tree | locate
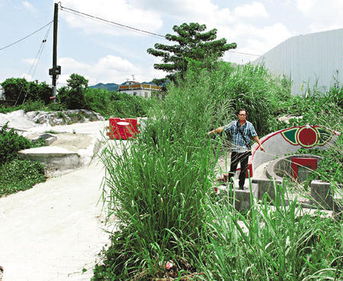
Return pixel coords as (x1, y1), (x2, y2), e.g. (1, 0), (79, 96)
(57, 73), (89, 109)
(67, 73), (88, 89)
(147, 22), (237, 81)
(1, 78), (29, 105)
(27, 81), (51, 104)
(1, 78), (51, 105)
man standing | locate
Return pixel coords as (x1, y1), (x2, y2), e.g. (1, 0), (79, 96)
(208, 109), (265, 189)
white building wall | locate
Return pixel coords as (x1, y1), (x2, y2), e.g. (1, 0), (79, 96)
(120, 89), (151, 98)
(0, 87), (5, 100)
(253, 29), (343, 95)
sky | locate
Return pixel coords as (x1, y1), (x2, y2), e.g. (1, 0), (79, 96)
(0, 0), (342, 87)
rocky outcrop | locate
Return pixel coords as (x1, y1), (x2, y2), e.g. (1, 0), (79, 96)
(0, 110), (105, 131)
(25, 109), (105, 126)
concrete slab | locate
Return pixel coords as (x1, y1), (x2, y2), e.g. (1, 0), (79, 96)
(18, 121), (109, 176)
(19, 146), (81, 176)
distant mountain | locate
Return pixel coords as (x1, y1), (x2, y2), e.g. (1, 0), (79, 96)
(89, 83), (119, 91)
(89, 80), (168, 91)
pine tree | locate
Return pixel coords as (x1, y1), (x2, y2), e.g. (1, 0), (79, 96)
(147, 22), (237, 81)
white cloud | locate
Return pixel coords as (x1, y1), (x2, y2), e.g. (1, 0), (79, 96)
(55, 0), (292, 82)
(57, 55), (160, 85)
(233, 1), (269, 18)
(222, 22), (292, 64)
(60, 0), (163, 36)
(295, 0), (343, 32)
(296, 0), (316, 13)
(22, 1), (35, 11)
(23, 58), (36, 65)
(21, 73), (33, 81)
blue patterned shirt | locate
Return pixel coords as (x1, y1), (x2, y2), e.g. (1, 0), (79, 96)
(224, 121), (257, 152)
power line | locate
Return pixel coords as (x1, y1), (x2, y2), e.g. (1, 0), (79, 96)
(59, 4), (166, 39)
(0, 21), (54, 51)
(59, 4), (261, 57)
(229, 50), (261, 57)
(58, 4), (264, 57)
(28, 22), (52, 80)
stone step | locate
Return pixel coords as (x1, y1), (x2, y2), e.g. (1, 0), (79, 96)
(18, 146), (81, 176)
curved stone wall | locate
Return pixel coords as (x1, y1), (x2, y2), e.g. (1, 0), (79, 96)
(250, 125), (340, 175)
(265, 154), (322, 182)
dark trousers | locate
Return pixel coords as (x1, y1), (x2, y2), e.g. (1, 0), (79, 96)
(228, 151), (250, 189)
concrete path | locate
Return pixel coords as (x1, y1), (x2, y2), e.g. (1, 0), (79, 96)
(0, 161), (112, 281)
(0, 120), (115, 281)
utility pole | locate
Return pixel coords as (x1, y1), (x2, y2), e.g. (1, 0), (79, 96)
(49, 3), (61, 102)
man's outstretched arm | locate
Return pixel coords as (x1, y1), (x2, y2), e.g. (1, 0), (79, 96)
(208, 127), (224, 135)
(252, 135), (265, 152)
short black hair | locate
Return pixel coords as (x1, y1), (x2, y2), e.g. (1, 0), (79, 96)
(236, 108), (248, 116)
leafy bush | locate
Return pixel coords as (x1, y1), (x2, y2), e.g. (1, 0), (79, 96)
(56, 74), (89, 110)
(57, 86), (87, 110)
(20, 100), (47, 112)
(1, 78), (29, 104)
(1, 78), (51, 105)
(269, 85), (343, 132)
(84, 88), (155, 118)
(0, 101), (67, 114)
(0, 124), (33, 164)
(0, 159), (45, 197)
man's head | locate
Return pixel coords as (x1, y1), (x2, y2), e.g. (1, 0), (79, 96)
(236, 109), (248, 122)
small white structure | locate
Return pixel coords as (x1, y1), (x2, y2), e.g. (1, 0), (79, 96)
(253, 28), (343, 95)
(0, 86), (5, 100)
(118, 81), (162, 98)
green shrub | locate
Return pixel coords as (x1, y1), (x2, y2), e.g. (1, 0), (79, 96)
(1, 78), (51, 105)
(0, 159), (46, 197)
(269, 85), (343, 133)
(57, 86), (87, 109)
(84, 88), (155, 118)
(20, 100), (47, 112)
(46, 102), (67, 111)
(1, 78), (29, 105)
(0, 124), (33, 164)
(0, 101), (66, 113)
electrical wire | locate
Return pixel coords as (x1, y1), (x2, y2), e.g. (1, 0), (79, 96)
(20, 22), (53, 104)
(28, 22), (53, 79)
(0, 21), (53, 51)
(229, 50), (261, 57)
(59, 5), (262, 57)
(59, 4), (166, 39)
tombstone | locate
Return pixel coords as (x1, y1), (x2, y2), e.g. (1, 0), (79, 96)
(310, 180), (335, 210)
(233, 189), (255, 211)
(256, 178), (283, 201)
(251, 125), (340, 174)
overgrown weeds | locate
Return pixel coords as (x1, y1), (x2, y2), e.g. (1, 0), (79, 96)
(94, 61), (342, 280)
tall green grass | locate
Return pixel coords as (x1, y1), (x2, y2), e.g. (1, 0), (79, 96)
(94, 65), (230, 279)
(196, 184), (342, 280)
(94, 61), (342, 280)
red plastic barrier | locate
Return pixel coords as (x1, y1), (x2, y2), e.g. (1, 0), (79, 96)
(107, 118), (140, 140)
